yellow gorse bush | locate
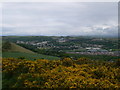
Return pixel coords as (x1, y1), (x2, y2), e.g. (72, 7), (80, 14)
(2, 58), (120, 88)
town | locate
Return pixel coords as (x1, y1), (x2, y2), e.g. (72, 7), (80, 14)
(14, 36), (119, 56)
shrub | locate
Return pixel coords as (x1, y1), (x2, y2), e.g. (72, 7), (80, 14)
(76, 57), (89, 64)
(116, 59), (120, 66)
(18, 56), (26, 60)
(2, 58), (120, 88)
(62, 58), (73, 67)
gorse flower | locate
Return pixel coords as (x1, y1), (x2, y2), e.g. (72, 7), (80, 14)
(2, 58), (120, 88)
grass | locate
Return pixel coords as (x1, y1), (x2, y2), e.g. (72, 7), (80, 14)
(2, 52), (60, 60)
(2, 41), (35, 54)
(8, 43), (35, 54)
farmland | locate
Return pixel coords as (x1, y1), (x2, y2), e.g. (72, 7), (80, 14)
(3, 52), (60, 60)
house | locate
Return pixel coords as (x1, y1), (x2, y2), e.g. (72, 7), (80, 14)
(86, 47), (92, 50)
(58, 38), (66, 43)
(87, 49), (97, 52)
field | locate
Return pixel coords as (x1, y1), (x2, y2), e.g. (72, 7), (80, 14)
(2, 52), (60, 60)
(65, 53), (120, 61)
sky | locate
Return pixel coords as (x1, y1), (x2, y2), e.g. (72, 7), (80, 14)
(1, 2), (118, 36)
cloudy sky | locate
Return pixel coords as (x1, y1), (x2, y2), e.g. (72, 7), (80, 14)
(2, 2), (118, 36)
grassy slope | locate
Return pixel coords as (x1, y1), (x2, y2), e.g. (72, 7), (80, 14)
(8, 42), (35, 54)
(2, 42), (60, 60)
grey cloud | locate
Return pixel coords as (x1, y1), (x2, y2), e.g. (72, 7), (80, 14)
(2, 2), (118, 36)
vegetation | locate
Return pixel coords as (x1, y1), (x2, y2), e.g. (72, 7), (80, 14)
(2, 58), (120, 88)
(2, 36), (120, 88)
(2, 41), (11, 52)
(63, 53), (120, 61)
(2, 41), (35, 54)
(2, 52), (60, 60)
(3, 36), (119, 50)
(2, 36), (119, 61)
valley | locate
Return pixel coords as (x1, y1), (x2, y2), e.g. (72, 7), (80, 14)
(2, 36), (120, 61)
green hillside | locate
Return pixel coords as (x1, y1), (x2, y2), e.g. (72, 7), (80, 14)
(2, 52), (60, 60)
(2, 41), (35, 54)
(2, 41), (60, 60)
(10, 42), (36, 54)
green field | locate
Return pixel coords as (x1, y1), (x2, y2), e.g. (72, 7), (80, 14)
(66, 53), (119, 61)
(2, 52), (60, 60)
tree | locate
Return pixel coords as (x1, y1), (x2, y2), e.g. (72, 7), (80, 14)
(2, 41), (11, 51)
